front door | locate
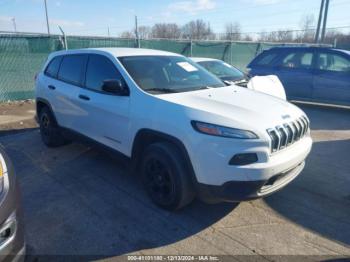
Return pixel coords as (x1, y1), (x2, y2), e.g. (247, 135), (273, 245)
(73, 54), (131, 155)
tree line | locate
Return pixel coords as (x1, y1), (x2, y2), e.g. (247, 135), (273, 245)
(119, 15), (350, 46)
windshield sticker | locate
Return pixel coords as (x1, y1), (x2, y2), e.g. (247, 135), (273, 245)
(177, 62), (198, 72)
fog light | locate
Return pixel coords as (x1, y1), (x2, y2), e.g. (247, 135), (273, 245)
(229, 153), (258, 166)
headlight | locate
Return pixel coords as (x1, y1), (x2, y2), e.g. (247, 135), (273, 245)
(191, 121), (258, 139)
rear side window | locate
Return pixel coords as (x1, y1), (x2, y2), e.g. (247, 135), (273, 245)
(45, 56), (62, 78)
(317, 53), (350, 72)
(58, 55), (87, 86)
(254, 51), (279, 66)
(85, 54), (123, 91)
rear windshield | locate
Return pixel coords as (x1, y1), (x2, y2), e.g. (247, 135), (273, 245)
(253, 51), (279, 66)
(119, 55), (225, 94)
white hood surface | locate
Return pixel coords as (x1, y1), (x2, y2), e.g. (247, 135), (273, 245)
(158, 86), (304, 131)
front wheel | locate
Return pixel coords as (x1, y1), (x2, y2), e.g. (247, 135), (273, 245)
(141, 142), (195, 210)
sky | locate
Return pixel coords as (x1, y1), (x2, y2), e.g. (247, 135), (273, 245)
(0, 0), (350, 36)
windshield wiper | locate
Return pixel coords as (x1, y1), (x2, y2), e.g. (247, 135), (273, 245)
(145, 88), (178, 93)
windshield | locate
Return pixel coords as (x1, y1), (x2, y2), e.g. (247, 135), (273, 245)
(119, 56), (225, 94)
(197, 60), (245, 82)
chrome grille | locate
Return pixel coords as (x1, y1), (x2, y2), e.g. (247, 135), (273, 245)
(283, 124), (293, 145)
(277, 126), (288, 149)
(267, 116), (309, 153)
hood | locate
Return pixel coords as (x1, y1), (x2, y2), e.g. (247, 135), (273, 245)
(156, 86), (305, 133)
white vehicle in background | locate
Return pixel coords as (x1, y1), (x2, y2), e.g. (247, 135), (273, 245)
(190, 57), (286, 100)
(35, 48), (312, 210)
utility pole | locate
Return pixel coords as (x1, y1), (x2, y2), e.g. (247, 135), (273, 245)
(320, 0), (330, 43)
(58, 26), (68, 50)
(11, 17), (17, 33)
(44, 0), (50, 35)
(315, 0), (325, 43)
(135, 15), (140, 48)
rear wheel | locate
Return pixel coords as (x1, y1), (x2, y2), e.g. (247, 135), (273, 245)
(141, 142), (195, 210)
(39, 107), (69, 147)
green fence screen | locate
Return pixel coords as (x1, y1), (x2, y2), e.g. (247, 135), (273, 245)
(0, 33), (304, 101)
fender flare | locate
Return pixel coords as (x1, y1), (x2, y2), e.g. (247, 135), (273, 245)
(36, 98), (58, 124)
(131, 129), (198, 185)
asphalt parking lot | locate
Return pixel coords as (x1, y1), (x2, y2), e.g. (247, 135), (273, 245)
(0, 104), (349, 260)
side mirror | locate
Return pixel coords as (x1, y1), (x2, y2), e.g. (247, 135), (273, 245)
(102, 79), (129, 96)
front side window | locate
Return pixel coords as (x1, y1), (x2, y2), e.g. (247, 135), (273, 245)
(45, 56), (62, 78)
(119, 56), (225, 94)
(85, 55), (123, 91)
(58, 55), (87, 85)
(280, 51), (313, 69)
(316, 53), (350, 72)
(197, 60), (245, 82)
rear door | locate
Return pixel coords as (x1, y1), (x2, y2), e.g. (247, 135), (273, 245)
(72, 54), (130, 154)
(313, 50), (350, 106)
(272, 49), (315, 100)
(40, 55), (63, 108)
(51, 54), (87, 128)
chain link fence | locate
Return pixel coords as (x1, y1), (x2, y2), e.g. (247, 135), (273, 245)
(0, 32), (325, 101)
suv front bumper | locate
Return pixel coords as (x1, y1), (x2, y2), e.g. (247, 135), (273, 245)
(189, 133), (312, 202)
(198, 161), (305, 203)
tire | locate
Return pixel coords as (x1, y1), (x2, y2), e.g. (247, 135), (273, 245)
(141, 142), (195, 210)
(39, 106), (69, 147)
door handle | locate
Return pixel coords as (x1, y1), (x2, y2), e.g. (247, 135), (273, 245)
(79, 94), (90, 101)
(48, 85), (56, 90)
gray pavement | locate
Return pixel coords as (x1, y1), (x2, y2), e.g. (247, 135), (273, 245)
(0, 104), (349, 260)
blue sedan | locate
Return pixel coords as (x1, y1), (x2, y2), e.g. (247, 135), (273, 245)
(247, 47), (350, 106)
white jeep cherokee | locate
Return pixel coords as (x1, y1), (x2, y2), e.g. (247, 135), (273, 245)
(35, 48), (312, 210)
